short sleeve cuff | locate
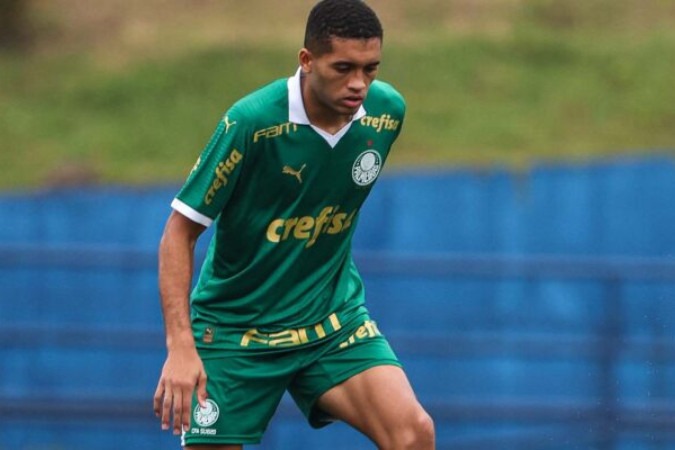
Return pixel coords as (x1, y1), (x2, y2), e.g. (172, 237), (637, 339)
(171, 198), (214, 227)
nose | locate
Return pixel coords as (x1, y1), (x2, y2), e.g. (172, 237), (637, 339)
(348, 71), (367, 92)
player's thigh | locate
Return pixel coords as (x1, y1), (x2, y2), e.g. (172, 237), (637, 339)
(316, 364), (427, 435)
(288, 320), (402, 428)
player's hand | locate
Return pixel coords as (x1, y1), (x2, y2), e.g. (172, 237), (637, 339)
(153, 346), (208, 435)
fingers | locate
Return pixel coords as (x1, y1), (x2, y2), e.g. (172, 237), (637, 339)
(152, 378), (165, 418)
(153, 360), (206, 434)
(196, 371), (208, 408)
(181, 387), (192, 434)
(156, 379), (199, 434)
(172, 388), (184, 435)
(162, 381), (174, 432)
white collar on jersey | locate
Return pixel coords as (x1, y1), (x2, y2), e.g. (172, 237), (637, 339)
(288, 67), (367, 149)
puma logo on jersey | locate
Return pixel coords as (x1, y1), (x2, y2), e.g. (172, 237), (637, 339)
(282, 164), (306, 184)
(223, 115), (237, 133)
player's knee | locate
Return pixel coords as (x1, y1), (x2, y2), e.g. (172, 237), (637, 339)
(387, 409), (435, 450)
(408, 410), (435, 449)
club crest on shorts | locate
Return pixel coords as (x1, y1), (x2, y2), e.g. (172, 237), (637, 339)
(193, 399), (220, 427)
(352, 150), (382, 186)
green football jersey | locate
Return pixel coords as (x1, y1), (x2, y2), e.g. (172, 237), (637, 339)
(172, 69), (406, 351)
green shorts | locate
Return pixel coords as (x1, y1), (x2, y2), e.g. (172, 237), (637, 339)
(182, 317), (401, 446)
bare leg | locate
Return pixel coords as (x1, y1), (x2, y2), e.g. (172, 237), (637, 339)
(316, 365), (435, 449)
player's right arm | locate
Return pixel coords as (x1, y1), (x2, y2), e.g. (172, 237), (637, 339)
(153, 106), (249, 434)
(153, 210), (208, 435)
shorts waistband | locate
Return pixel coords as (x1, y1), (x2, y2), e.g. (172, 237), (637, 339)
(239, 312), (343, 349)
(194, 309), (365, 351)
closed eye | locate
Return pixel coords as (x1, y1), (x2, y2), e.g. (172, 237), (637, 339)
(365, 64), (380, 74)
(333, 63), (353, 73)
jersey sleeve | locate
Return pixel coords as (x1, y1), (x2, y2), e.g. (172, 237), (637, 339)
(390, 88), (407, 143)
(172, 109), (249, 227)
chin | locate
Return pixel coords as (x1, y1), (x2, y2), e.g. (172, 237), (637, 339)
(336, 105), (359, 116)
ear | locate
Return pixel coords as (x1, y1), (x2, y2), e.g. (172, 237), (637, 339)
(298, 48), (313, 74)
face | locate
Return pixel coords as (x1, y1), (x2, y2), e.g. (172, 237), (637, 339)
(299, 37), (382, 123)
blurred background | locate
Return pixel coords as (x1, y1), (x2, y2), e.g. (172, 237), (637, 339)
(1, 0), (675, 449)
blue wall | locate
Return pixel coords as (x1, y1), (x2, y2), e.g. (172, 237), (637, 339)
(1, 155), (675, 450)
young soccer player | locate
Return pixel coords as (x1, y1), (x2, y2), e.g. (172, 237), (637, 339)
(153, 1), (435, 448)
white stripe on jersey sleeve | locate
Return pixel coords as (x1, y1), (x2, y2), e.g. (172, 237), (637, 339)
(171, 198), (214, 228)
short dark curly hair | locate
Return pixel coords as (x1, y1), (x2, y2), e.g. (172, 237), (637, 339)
(304, 0), (383, 55)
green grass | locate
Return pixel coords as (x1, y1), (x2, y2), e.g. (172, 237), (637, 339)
(1, 0), (675, 190)
(387, 30), (675, 168)
(0, 47), (297, 188)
